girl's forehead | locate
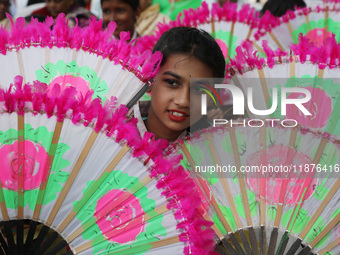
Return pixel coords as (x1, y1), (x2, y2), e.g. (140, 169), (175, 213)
(162, 54), (214, 78)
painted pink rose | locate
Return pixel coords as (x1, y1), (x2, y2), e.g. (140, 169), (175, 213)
(49, 75), (91, 99)
(246, 145), (316, 205)
(285, 86), (332, 129)
(94, 189), (145, 243)
(305, 28), (333, 47)
(216, 39), (228, 59)
(0, 140), (49, 190)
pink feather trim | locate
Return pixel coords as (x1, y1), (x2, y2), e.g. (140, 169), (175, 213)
(0, 14), (161, 82)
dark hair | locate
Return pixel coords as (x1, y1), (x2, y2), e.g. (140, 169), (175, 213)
(100, 0), (140, 11)
(260, 0), (306, 17)
(153, 27), (225, 78)
(27, 0), (44, 5)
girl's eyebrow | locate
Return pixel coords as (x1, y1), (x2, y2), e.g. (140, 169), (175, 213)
(162, 71), (182, 80)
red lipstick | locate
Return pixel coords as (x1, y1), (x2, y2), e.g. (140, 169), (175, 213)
(168, 110), (189, 122)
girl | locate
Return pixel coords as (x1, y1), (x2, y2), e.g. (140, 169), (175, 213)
(133, 26), (225, 141)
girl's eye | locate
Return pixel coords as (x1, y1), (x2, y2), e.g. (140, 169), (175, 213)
(116, 8), (126, 13)
(103, 9), (111, 15)
(165, 79), (179, 87)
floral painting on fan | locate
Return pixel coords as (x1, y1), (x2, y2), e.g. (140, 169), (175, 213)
(253, 5), (340, 52)
(35, 60), (109, 101)
(0, 123), (70, 210)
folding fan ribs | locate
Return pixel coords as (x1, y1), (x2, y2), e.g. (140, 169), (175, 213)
(252, 5), (340, 52)
(171, 124), (340, 255)
(0, 79), (196, 255)
(0, 14), (161, 108)
(229, 34), (340, 137)
(135, 1), (258, 63)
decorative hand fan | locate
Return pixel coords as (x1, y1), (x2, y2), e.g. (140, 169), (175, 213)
(229, 35), (340, 136)
(252, 5), (340, 52)
(0, 14), (162, 108)
(166, 124), (340, 255)
(305, 0), (324, 8)
(0, 77), (214, 255)
(135, 2), (258, 63)
(152, 0), (202, 21)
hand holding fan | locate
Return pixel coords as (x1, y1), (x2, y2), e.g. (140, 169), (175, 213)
(166, 124), (340, 255)
(0, 76), (215, 255)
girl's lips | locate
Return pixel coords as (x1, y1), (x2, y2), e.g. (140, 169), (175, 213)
(168, 110), (189, 122)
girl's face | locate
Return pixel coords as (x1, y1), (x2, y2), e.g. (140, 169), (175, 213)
(46, 0), (74, 18)
(102, 0), (139, 39)
(147, 54), (214, 141)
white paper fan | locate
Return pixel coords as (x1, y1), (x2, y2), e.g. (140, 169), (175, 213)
(135, 1), (258, 63)
(229, 35), (340, 137)
(0, 78), (212, 255)
(251, 5), (340, 53)
(166, 124), (340, 255)
(0, 14), (162, 108)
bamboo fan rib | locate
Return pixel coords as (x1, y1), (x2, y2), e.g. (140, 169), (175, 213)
(230, 44), (340, 138)
(168, 124), (340, 255)
(0, 79), (197, 255)
(135, 1), (258, 64)
(0, 14), (161, 108)
(252, 6), (340, 52)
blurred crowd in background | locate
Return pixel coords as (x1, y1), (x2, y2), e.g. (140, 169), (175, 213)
(1, 0), (298, 38)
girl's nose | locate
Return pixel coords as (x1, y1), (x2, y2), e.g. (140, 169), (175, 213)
(174, 87), (190, 108)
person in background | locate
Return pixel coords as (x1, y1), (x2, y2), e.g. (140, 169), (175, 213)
(131, 27), (225, 141)
(101, 0), (140, 41)
(135, 0), (169, 36)
(84, 0), (91, 9)
(0, 0), (11, 29)
(260, 0), (306, 17)
(30, 0), (95, 27)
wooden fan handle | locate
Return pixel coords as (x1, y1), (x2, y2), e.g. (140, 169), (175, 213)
(248, 226), (259, 255)
(215, 243), (229, 255)
(267, 227), (279, 255)
(285, 237), (302, 255)
(260, 225), (267, 255)
(0, 231), (8, 254)
(239, 229), (252, 255)
(220, 237), (239, 255)
(228, 233), (247, 255)
(275, 231), (289, 255)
